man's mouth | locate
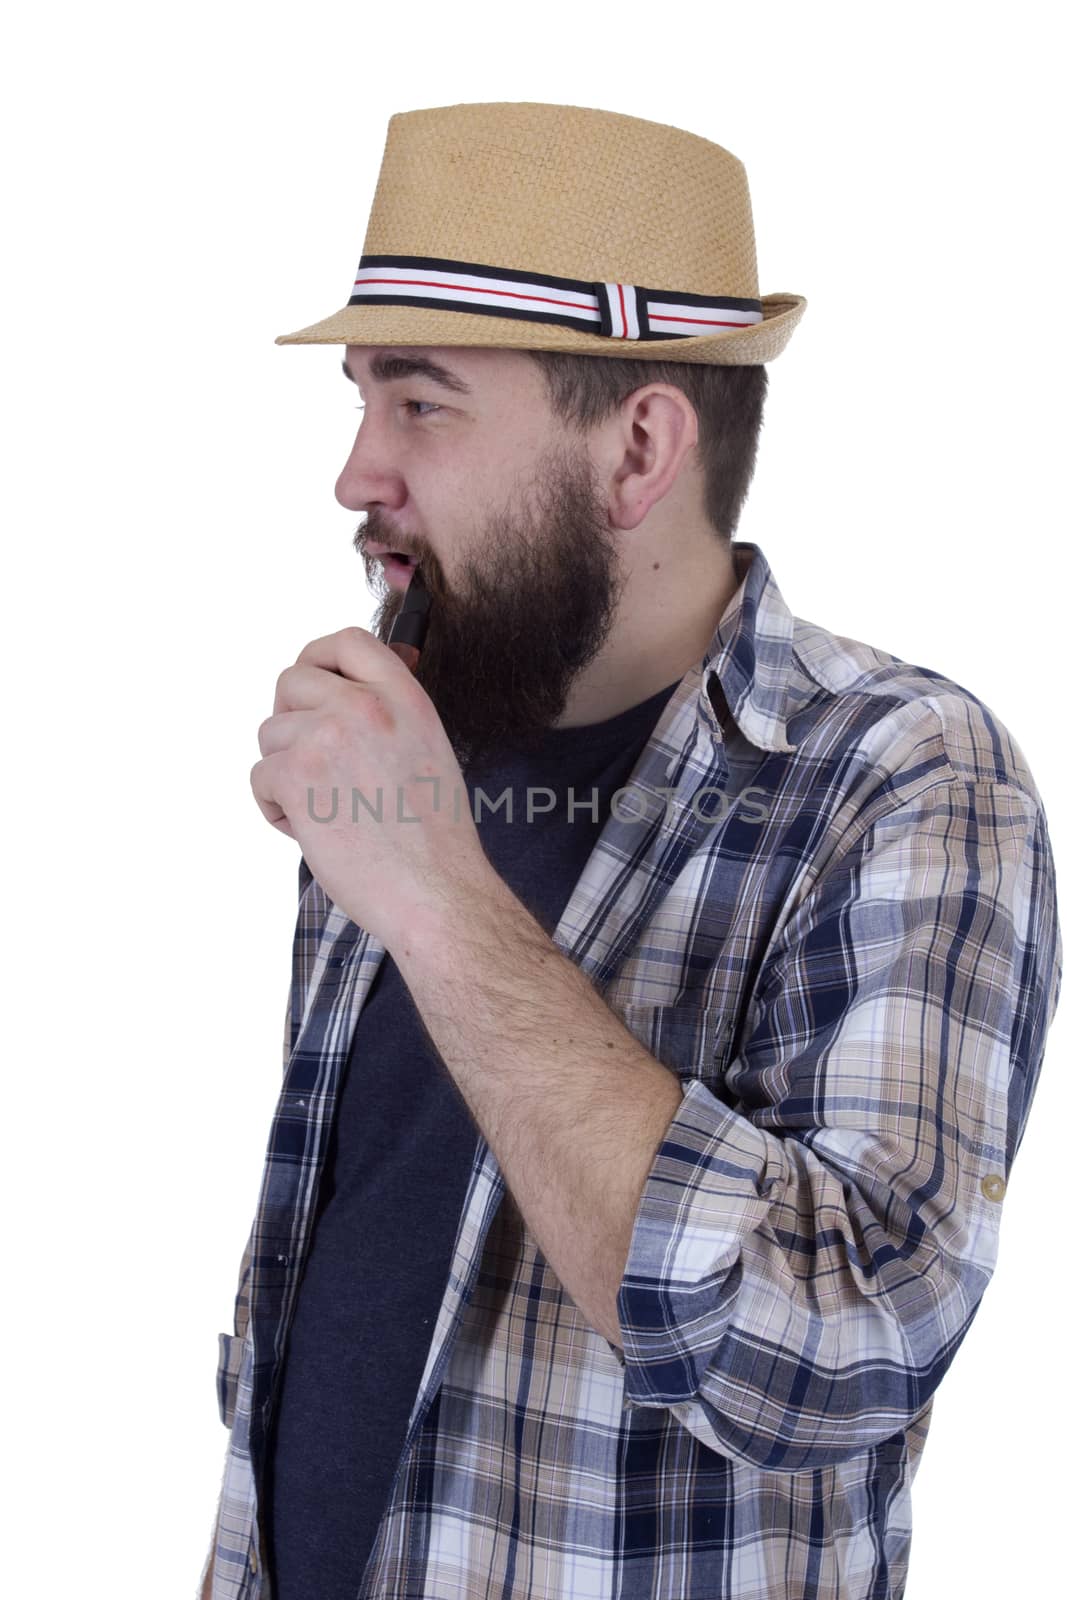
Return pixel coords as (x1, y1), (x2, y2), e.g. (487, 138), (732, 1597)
(381, 552), (416, 588)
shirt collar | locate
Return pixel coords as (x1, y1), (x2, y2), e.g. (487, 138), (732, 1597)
(699, 540), (799, 756)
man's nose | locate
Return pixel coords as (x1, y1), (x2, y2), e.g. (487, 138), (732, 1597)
(334, 423), (405, 513)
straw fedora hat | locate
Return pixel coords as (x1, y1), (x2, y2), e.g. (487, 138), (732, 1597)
(275, 101), (806, 366)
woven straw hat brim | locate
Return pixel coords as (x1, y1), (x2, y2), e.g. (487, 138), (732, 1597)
(274, 292), (806, 365)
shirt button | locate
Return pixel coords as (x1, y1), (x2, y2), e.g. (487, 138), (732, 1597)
(981, 1173), (1006, 1202)
(249, 1547), (258, 1573)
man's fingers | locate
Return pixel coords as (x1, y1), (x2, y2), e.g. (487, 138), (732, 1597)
(249, 751), (297, 835)
(257, 708), (314, 757)
(274, 662), (345, 716)
(273, 661), (399, 718)
(278, 627), (402, 707)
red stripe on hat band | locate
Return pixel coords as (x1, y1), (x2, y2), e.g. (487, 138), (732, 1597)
(650, 312), (752, 328)
(356, 275), (592, 314)
(614, 283), (629, 338)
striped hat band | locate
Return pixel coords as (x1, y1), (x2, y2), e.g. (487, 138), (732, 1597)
(347, 255), (765, 343)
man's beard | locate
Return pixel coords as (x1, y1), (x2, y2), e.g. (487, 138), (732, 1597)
(355, 439), (625, 774)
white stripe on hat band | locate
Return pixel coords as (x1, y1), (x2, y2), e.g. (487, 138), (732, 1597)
(645, 298), (763, 331)
(347, 257), (763, 340)
(353, 266), (601, 323)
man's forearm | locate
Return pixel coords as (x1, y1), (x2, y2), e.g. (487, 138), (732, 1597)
(389, 869), (685, 1348)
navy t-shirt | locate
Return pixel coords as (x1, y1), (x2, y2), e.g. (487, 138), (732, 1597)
(260, 674), (682, 1598)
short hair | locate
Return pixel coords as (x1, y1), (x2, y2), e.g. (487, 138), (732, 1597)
(522, 350), (768, 549)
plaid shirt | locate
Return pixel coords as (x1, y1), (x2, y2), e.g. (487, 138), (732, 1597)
(203, 540), (1061, 1600)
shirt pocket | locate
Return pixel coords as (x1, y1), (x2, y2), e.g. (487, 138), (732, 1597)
(216, 1331), (246, 1430)
(616, 1002), (734, 1093)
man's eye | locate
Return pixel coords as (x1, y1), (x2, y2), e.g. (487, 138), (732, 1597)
(350, 401), (439, 418)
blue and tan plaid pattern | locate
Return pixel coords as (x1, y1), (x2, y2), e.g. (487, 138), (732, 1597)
(201, 541), (1061, 1599)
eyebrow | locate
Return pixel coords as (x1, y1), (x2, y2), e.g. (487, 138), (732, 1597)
(341, 352), (472, 395)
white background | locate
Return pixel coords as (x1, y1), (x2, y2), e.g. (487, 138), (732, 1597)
(4, 3), (1063, 1595)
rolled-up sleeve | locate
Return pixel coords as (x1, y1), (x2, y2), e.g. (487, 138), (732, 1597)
(215, 1329), (246, 1430)
(615, 776), (1061, 1472)
(215, 1231), (253, 1429)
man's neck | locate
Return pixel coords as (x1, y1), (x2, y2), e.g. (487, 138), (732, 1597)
(553, 541), (741, 729)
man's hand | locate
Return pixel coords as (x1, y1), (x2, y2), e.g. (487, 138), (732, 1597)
(250, 627), (495, 949)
